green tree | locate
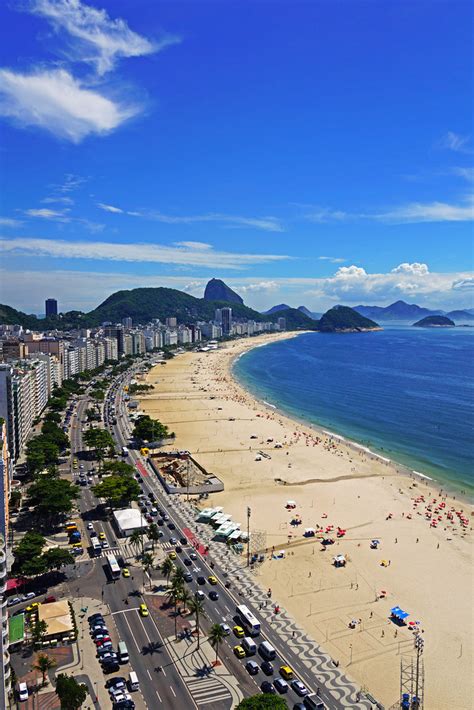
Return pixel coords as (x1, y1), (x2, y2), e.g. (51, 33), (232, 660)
(236, 697), (289, 709)
(43, 548), (75, 571)
(92, 475), (140, 508)
(27, 477), (78, 525)
(171, 565), (186, 589)
(166, 582), (183, 639)
(13, 532), (46, 577)
(160, 557), (175, 587)
(132, 415), (172, 443)
(102, 460), (135, 477)
(208, 623), (226, 664)
(188, 595), (205, 650)
(83, 428), (114, 470)
(141, 552), (154, 589)
(129, 529), (144, 556)
(55, 673), (88, 709)
(41, 421), (69, 450)
(178, 586), (192, 615)
(31, 619), (48, 646)
(26, 437), (60, 475)
(32, 653), (57, 685)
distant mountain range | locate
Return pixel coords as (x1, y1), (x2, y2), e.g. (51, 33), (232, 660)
(264, 304), (322, 320)
(354, 300), (474, 323)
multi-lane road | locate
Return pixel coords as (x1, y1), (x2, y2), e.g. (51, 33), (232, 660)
(65, 360), (371, 710)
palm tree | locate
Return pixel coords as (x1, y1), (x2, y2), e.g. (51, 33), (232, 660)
(171, 566), (186, 589)
(160, 557), (175, 587)
(166, 583), (183, 639)
(32, 653), (57, 686)
(208, 623), (226, 665)
(130, 529), (143, 557)
(188, 596), (205, 650)
(178, 587), (193, 616)
(141, 552), (154, 589)
(147, 523), (160, 553)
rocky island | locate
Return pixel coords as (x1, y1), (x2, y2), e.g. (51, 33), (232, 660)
(413, 315), (455, 327)
(318, 305), (380, 332)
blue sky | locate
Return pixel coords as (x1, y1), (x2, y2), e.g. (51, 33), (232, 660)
(0, 0), (472, 314)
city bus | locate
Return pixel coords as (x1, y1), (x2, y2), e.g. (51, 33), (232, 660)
(107, 554), (121, 579)
(236, 604), (261, 636)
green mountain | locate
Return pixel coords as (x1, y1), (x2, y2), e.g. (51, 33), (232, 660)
(0, 287), (318, 331)
(413, 315), (455, 327)
(204, 278), (244, 304)
(318, 305), (379, 332)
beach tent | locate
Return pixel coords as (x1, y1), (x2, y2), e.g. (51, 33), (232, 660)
(208, 507), (224, 519)
(196, 508), (213, 520)
(228, 529), (242, 541)
(304, 528), (316, 537)
(286, 501), (297, 509)
(390, 606), (409, 621)
(333, 554), (346, 567)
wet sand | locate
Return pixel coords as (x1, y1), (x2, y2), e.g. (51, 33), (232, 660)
(140, 333), (473, 709)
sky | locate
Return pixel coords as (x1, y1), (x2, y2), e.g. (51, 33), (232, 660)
(0, 0), (473, 315)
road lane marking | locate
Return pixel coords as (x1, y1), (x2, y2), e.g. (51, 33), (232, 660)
(147, 670), (152, 680)
(170, 686), (176, 697)
(156, 690), (162, 702)
(120, 610), (141, 653)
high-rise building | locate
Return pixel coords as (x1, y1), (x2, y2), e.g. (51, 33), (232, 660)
(221, 307), (232, 335)
(166, 317), (177, 328)
(45, 298), (58, 317)
(277, 317), (286, 331)
(122, 317), (133, 329)
(214, 309), (222, 324)
(0, 419), (12, 705)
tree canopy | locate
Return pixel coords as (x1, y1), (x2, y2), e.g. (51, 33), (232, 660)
(92, 474), (140, 508)
(13, 531), (74, 576)
(55, 673), (88, 710)
(27, 475), (78, 523)
(132, 415), (172, 443)
(236, 696), (289, 709)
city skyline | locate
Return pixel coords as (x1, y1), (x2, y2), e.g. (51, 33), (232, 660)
(0, 0), (473, 313)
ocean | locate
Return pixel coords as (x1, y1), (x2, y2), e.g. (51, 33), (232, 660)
(233, 327), (474, 496)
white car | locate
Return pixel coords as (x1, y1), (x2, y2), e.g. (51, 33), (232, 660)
(87, 523), (94, 530)
(22, 592), (36, 601)
(18, 682), (29, 701)
(112, 693), (132, 704)
(219, 623), (231, 636)
(101, 541), (109, 549)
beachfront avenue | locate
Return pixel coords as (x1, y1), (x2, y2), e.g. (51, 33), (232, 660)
(54, 356), (372, 709)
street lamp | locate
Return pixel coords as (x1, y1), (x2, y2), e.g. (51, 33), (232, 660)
(413, 635), (424, 709)
(246, 507), (251, 567)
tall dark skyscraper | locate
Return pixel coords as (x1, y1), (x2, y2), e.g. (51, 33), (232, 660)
(221, 307), (232, 334)
(45, 298), (58, 317)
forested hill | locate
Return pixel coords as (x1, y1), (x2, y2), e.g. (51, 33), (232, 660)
(318, 305), (380, 332)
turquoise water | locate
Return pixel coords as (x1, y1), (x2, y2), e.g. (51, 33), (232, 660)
(233, 328), (474, 495)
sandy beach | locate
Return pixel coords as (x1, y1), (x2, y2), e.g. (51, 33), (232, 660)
(140, 333), (473, 709)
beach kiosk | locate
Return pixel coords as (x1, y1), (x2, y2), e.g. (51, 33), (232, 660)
(390, 606), (409, 625)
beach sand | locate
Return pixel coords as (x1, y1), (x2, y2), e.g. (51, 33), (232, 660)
(140, 333), (473, 709)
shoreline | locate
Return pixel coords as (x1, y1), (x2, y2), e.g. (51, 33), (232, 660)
(140, 332), (473, 709)
(232, 332), (473, 503)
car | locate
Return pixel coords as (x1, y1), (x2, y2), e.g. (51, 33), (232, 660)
(87, 523), (94, 530)
(157, 530), (164, 538)
(25, 602), (40, 612)
(246, 660), (260, 675)
(233, 625), (245, 638)
(111, 693), (133, 704)
(180, 537), (187, 545)
(103, 661), (120, 674)
(44, 595), (56, 603)
(169, 537), (177, 545)
(122, 568), (130, 578)
(99, 651), (116, 662)
(168, 551), (177, 560)
(219, 623), (231, 636)
(175, 545), (182, 553)
(183, 558), (192, 566)
(99, 532), (106, 540)
(90, 530), (98, 538)
(113, 700), (135, 710)
(291, 680), (309, 697)
(261, 661), (274, 675)
(167, 522), (175, 530)
(208, 576), (218, 585)
(274, 678), (289, 694)
(233, 645), (246, 658)
(197, 576), (206, 585)
(91, 625), (108, 635)
(195, 590), (205, 601)
(293, 704), (306, 710)
(190, 552), (197, 560)
(280, 665), (294, 680)
(162, 514), (169, 521)
(101, 541), (109, 549)
(22, 592), (36, 601)
(157, 519), (164, 526)
(209, 591), (219, 601)
(139, 603), (149, 617)
(109, 686), (131, 699)
(184, 572), (193, 583)
(89, 613), (104, 623)
(7, 597), (21, 606)
(261, 681), (276, 694)
(18, 682), (29, 701)
(96, 637), (112, 647)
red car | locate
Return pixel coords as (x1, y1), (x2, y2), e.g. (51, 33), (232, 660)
(95, 636), (111, 646)
(44, 596), (56, 604)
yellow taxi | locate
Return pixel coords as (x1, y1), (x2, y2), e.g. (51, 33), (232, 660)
(168, 551), (177, 560)
(208, 576), (218, 585)
(98, 531), (106, 540)
(71, 542), (83, 549)
(233, 625), (245, 638)
(73, 460), (78, 469)
(139, 603), (149, 617)
(122, 568), (130, 578)
(26, 602), (40, 613)
(233, 645), (245, 659)
(280, 665), (294, 680)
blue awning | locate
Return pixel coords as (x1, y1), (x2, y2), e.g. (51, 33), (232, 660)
(390, 606), (409, 619)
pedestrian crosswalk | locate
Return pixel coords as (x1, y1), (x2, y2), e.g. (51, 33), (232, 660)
(185, 676), (233, 707)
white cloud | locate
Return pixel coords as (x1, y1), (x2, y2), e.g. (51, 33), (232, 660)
(0, 68), (138, 142)
(25, 208), (71, 222)
(318, 256), (346, 263)
(451, 167), (474, 183)
(97, 202), (123, 213)
(452, 278), (474, 291)
(29, 0), (180, 76)
(95, 202), (284, 232)
(0, 237), (291, 270)
(304, 208), (350, 223)
(41, 196), (74, 205)
(0, 217), (22, 227)
(334, 265), (367, 279)
(391, 262), (429, 275)
(174, 241), (212, 250)
(239, 281), (279, 293)
(440, 131), (472, 154)
(375, 196), (474, 223)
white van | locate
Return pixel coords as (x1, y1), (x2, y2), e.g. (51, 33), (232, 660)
(118, 641), (129, 663)
(242, 637), (257, 656)
(258, 641), (276, 661)
(304, 695), (326, 710)
(128, 671), (139, 692)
